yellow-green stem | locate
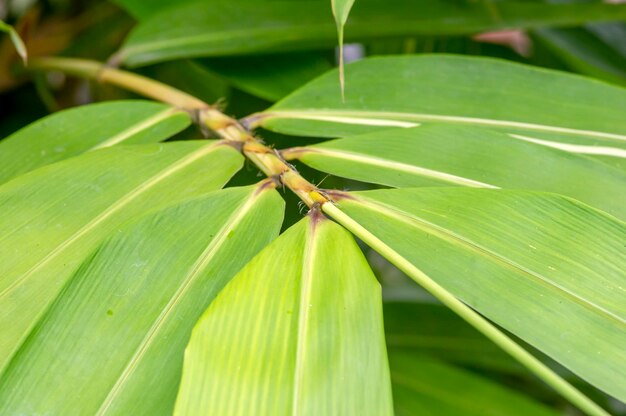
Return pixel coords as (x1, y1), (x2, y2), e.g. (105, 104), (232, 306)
(28, 56), (326, 207)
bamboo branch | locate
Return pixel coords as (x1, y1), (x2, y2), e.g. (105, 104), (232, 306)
(28, 56), (328, 208)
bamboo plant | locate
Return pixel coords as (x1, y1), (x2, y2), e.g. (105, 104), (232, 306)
(0, 0), (625, 415)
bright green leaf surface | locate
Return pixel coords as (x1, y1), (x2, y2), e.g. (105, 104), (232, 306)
(175, 215), (393, 415)
(330, 188), (626, 401)
(287, 124), (626, 219)
(118, 1), (626, 66)
(0, 141), (243, 375)
(0, 100), (190, 185)
(257, 55), (626, 162)
(390, 352), (557, 416)
(0, 184), (283, 415)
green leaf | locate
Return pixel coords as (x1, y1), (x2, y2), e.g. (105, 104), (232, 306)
(0, 100), (190, 185)
(0, 141), (243, 374)
(390, 352), (558, 416)
(117, 1), (626, 67)
(324, 188), (626, 404)
(174, 215), (393, 415)
(285, 124), (626, 219)
(0, 20), (27, 63)
(534, 25), (626, 87)
(254, 55), (626, 163)
(0, 184), (283, 415)
(384, 302), (523, 374)
(201, 52), (333, 102)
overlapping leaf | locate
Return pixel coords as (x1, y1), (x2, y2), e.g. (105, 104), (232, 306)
(0, 184), (283, 415)
(323, 188), (626, 402)
(390, 352), (557, 416)
(0, 141), (242, 374)
(0, 100), (190, 184)
(118, 1), (626, 66)
(284, 124), (626, 219)
(175, 215), (393, 415)
(254, 55), (626, 167)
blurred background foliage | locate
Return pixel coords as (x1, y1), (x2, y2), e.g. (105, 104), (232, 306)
(1, 0), (624, 414)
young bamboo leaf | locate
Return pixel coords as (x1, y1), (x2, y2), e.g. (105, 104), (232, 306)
(0, 100), (190, 185)
(0, 20), (27, 63)
(390, 352), (558, 416)
(283, 124), (626, 220)
(0, 142), (243, 375)
(0, 184), (283, 415)
(331, 0), (355, 99)
(323, 188), (625, 411)
(253, 55), (626, 166)
(117, 1), (626, 67)
(174, 214), (393, 415)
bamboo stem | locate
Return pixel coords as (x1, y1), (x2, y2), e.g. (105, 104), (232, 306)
(28, 56), (327, 208)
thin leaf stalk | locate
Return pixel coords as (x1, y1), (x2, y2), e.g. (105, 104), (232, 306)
(322, 201), (610, 416)
(28, 57), (327, 208)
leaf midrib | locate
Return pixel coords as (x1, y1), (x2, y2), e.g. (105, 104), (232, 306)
(352, 196), (626, 326)
(301, 147), (498, 188)
(89, 107), (181, 150)
(291, 219), (318, 415)
(95, 187), (264, 415)
(256, 110), (626, 142)
(0, 142), (219, 302)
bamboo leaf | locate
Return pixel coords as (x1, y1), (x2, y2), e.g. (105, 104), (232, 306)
(254, 55), (626, 165)
(323, 188), (626, 407)
(0, 20), (27, 63)
(284, 124), (626, 220)
(0, 184), (283, 415)
(384, 302), (524, 374)
(390, 352), (558, 416)
(0, 142), (243, 375)
(0, 100), (190, 185)
(174, 215), (393, 415)
(117, 1), (626, 67)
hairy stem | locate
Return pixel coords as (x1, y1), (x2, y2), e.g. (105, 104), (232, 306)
(29, 56), (327, 207)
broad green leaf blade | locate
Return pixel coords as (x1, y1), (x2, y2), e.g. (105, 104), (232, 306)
(0, 20), (27, 63)
(255, 55), (626, 161)
(331, 0), (355, 99)
(0, 141), (243, 374)
(174, 215), (393, 415)
(285, 124), (626, 219)
(0, 100), (190, 185)
(390, 352), (558, 416)
(118, 1), (626, 67)
(0, 184), (283, 415)
(324, 188), (626, 403)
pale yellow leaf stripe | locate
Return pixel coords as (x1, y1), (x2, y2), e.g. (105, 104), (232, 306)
(0, 142), (222, 301)
(90, 107), (183, 150)
(509, 134), (626, 158)
(253, 110), (626, 142)
(293, 147), (498, 188)
(96, 186), (266, 415)
(291, 218), (318, 415)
